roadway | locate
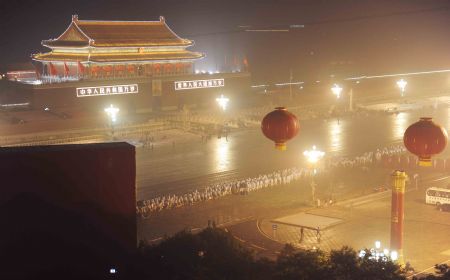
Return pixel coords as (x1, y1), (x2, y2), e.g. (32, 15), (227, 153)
(136, 104), (450, 199)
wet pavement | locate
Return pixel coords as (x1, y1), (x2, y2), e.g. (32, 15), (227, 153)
(259, 174), (450, 272)
(137, 104), (450, 274)
(136, 106), (450, 199)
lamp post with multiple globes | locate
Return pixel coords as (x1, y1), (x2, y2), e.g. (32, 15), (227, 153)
(397, 79), (407, 96)
(304, 145), (325, 203)
(216, 94), (229, 111)
(216, 95), (230, 139)
(331, 84), (343, 99)
(104, 104), (119, 140)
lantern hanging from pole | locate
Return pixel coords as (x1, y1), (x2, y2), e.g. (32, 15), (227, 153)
(261, 107), (299, 151)
(403, 117), (448, 166)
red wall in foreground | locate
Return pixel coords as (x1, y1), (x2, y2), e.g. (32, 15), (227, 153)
(0, 142), (136, 250)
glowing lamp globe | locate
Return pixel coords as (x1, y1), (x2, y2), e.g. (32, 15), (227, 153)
(261, 107), (299, 150)
(403, 117), (448, 166)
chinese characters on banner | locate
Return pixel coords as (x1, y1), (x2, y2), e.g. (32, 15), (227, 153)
(76, 84), (139, 97)
(174, 78), (224, 90)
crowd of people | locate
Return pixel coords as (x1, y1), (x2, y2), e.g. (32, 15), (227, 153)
(136, 144), (410, 218)
(327, 144), (407, 169)
(136, 167), (310, 218)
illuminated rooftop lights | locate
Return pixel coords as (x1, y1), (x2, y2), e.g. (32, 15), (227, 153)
(331, 84), (343, 99)
(303, 145), (325, 164)
(216, 94), (230, 111)
(104, 104), (119, 122)
(397, 79), (407, 96)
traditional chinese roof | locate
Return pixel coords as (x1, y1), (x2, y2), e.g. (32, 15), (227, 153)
(41, 15), (193, 48)
(33, 50), (203, 63)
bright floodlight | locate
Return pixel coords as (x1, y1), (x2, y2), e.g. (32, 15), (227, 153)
(105, 104), (119, 122)
(216, 94), (230, 111)
(375, 241), (381, 249)
(331, 84), (343, 99)
(303, 145), (325, 164)
(397, 79), (407, 95)
(390, 251), (398, 261)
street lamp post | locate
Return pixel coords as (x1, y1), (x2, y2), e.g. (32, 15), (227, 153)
(216, 94), (230, 111)
(397, 79), (407, 96)
(104, 104), (119, 140)
(216, 95), (230, 139)
(289, 68), (293, 100)
(331, 84), (343, 99)
(182, 105), (190, 131)
(304, 146), (325, 203)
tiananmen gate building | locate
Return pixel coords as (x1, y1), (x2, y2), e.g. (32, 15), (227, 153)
(32, 15), (203, 79)
(1, 15), (251, 113)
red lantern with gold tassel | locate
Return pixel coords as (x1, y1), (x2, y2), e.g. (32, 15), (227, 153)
(261, 107), (299, 151)
(403, 117), (448, 166)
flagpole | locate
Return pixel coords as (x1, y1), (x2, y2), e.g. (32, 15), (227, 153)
(289, 68), (293, 100)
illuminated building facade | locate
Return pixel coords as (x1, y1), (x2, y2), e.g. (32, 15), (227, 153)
(2, 16), (251, 113)
(32, 15), (203, 80)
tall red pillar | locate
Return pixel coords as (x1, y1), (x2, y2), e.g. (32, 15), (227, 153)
(390, 170), (407, 265)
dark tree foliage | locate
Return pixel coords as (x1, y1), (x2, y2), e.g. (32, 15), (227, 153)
(132, 227), (268, 280)
(329, 246), (360, 280)
(274, 244), (329, 280)
(0, 196), (422, 280)
(129, 230), (408, 280)
(273, 245), (405, 280)
(418, 264), (450, 280)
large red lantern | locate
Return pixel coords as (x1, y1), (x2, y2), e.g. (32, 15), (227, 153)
(261, 107), (299, 150)
(403, 117), (448, 166)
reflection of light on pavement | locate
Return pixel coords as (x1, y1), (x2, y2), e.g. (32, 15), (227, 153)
(328, 120), (342, 152)
(215, 138), (230, 171)
(393, 112), (407, 139)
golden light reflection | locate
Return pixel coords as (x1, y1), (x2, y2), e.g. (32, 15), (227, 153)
(393, 112), (408, 139)
(215, 137), (230, 172)
(328, 120), (342, 152)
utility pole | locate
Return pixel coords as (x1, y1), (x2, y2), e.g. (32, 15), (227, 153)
(349, 88), (353, 111)
(289, 68), (293, 100)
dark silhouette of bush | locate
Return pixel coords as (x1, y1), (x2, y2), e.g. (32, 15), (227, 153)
(0, 194), (130, 280)
(0, 198), (413, 280)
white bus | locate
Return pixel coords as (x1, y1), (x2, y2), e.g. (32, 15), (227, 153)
(425, 187), (450, 206)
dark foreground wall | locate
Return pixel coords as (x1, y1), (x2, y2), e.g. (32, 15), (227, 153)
(0, 142), (136, 251)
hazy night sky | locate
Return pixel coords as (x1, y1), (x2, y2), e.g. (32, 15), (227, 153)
(0, 0), (449, 82)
